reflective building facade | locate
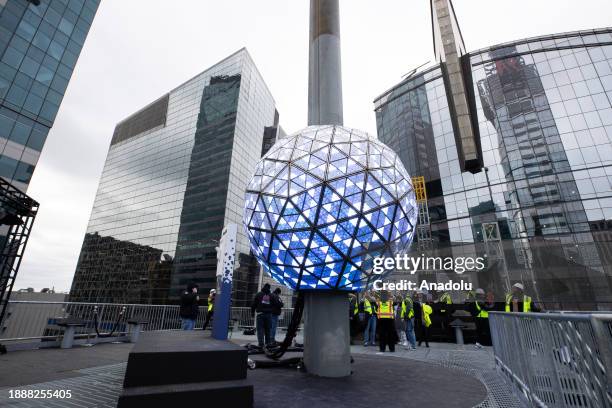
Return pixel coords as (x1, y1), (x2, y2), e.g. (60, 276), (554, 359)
(0, 0), (99, 191)
(375, 28), (612, 310)
(70, 49), (281, 305)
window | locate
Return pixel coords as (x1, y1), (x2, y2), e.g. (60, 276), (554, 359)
(26, 128), (46, 151)
(35, 65), (54, 85)
(0, 114), (14, 138)
(5, 84), (27, 106)
(19, 56), (39, 78)
(48, 41), (64, 60)
(1, 47), (24, 69)
(58, 17), (74, 36)
(0, 155), (17, 180)
(10, 121), (31, 144)
(24, 93), (43, 115)
(13, 161), (34, 184)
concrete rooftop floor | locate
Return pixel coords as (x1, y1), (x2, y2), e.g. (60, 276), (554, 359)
(0, 332), (526, 408)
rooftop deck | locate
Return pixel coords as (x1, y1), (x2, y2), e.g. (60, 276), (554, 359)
(0, 332), (525, 408)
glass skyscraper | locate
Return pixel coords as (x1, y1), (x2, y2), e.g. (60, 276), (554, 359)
(0, 0), (99, 191)
(375, 28), (612, 310)
(70, 49), (282, 306)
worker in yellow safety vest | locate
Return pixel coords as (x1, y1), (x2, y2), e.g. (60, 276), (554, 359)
(202, 289), (216, 330)
(413, 291), (432, 348)
(469, 288), (492, 348)
(377, 291), (396, 352)
(362, 292), (378, 347)
(401, 294), (416, 350)
(348, 293), (360, 344)
(349, 293), (359, 317)
(439, 292), (452, 313)
(505, 283), (540, 313)
(438, 291), (453, 332)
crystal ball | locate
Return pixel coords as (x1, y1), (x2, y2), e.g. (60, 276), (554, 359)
(243, 125), (417, 291)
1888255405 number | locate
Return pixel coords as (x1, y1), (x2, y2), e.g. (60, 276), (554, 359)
(9, 389), (72, 399)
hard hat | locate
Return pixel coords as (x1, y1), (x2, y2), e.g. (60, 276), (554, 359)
(475, 288), (485, 295)
(210, 289), (217, 293)
(512, 283), (524, 290)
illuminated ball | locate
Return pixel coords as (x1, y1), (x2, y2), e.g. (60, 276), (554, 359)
(243, 125), (417, 291)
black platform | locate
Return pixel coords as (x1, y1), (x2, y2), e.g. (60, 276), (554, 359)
(118, 331), (252, 407)
(118, 331), (487, 408)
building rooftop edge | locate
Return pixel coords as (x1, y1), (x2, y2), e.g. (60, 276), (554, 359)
(373, 26), (612, 105)
(115, 47), (272, 127)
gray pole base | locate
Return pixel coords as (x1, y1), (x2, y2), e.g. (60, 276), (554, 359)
(303, 292), (351, 377)
(129, 323), (141, 343)
(61, 326), (75, 349)
(454, 326), (464, 345)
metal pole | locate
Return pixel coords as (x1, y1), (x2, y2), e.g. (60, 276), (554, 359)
(303, 0), (351, 378)
(308, 0), (343, 126)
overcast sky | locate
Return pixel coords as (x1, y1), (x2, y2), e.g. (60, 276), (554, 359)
(14, 0), (612, 292)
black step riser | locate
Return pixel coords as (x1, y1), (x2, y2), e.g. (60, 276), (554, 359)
(122, 331), (247, 388)
(123, 349), (246, 387)
(118, 332), (253, 408)
(117, 385), (253, 408)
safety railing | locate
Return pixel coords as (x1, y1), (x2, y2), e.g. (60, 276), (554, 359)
(0, 301), (295, 342)
(489, 311), (612, 408)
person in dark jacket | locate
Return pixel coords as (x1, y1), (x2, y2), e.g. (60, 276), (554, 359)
(348, 293), (361, 344)
(270, 287), (283, 343)
(251, 283), (274, 347)
(413, 291), (431, 347)
(179, 283), (199, 330)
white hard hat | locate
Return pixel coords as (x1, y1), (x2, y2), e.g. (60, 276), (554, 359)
(512, 283), (524, 290)
(475, 288), (485, 295)
(210, 289), (217, 293)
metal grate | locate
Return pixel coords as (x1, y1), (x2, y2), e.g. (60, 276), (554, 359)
(489, 312), (612, 408)
(0, 363), (127, 407)
(385, 347), (526, 408)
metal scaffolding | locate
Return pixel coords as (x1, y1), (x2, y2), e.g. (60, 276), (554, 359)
(0, 178), (39, 327)
(412, 176), (432, 252)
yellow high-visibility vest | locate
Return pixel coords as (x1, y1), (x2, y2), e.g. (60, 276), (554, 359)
(440, 292), (452, 313)
(505, 294), (532, 312)
(364, 299), (373, 314)
(401, 298), (414, 319)
(208, 297), (214, 312)
(377, 301), (394, 319)
(475, 301), (488, 318)
(422, 304), (433, 327)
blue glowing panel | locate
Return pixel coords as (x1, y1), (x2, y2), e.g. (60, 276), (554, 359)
(243, 125), (417, 292)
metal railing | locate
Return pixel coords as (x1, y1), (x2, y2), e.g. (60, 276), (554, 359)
(489, 311), (612, 408)
(0, 301), (296, 342)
